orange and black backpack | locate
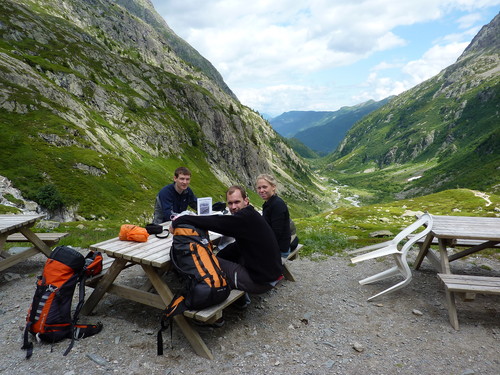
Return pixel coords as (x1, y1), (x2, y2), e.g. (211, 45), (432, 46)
(22, 245), (103, 358)
(157, 224), (230, 355)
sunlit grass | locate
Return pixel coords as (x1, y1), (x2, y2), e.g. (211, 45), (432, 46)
(295, 188), (500, 260)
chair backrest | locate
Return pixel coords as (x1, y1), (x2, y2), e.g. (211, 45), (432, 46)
(392, 213), (430, 243)
(399, 213), (433, 254)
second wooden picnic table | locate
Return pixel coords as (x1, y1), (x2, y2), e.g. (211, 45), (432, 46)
(413, 214), (500, 329)
(0, 214), (55, 272)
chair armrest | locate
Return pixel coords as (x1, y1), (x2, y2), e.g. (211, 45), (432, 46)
(347, 240), (393, 255)
(351, 244), (399, 263)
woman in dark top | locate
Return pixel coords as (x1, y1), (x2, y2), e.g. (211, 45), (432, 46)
(256, 174), (291, 257)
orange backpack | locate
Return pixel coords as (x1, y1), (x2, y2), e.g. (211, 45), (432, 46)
(119, 224), (149, 242)
(22, 246), (103, 358)
(157, 224), (230, 355)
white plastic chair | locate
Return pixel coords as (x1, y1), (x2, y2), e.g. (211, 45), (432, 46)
(350, 213), (433, 301)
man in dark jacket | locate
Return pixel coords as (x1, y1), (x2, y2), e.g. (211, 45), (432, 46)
(153, 167), (197, 224)
(171, 185), (283, 295)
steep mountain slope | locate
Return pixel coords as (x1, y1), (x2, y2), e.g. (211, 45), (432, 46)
(293, 98), (391, 154)
(325, 12), (500, 199)
(0, 0), (317, 221)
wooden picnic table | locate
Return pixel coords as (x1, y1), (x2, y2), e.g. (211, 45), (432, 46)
(413, 215), (500, 329)
(414, 215), (500, 273)
(81, 226), (235, 359)
(0, 214), (52, 272)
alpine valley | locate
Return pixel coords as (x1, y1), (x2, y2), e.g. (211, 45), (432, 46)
(0, 0), (499, 225)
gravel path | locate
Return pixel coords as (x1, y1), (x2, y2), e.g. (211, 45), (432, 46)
(1, 251), (499, 375)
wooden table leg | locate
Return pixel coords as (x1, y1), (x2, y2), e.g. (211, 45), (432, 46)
(142, 264), (214, 360)
(414, 233), (434, 270)
(438, 238), (451, 274)
(448, 240), (499, 262)
(437, 238), (460, 328)
(0, 234), (7, 250)
(139, 265), (171, 292)
(81, 258), (128, 315)
(0, 247), (39, 272)
(0, 234), (8, 259)
(442, 284), (460, 330)
(19, 227), (52, 257)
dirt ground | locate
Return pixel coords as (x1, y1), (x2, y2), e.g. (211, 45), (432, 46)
(0, 250), (499, 375)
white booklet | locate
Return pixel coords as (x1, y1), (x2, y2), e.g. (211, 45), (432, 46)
(197, 197), (212, 215)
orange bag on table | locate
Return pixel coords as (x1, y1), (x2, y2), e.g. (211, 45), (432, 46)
(119, 225), (149, 242)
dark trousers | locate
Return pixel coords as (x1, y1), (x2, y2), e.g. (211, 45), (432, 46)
(217, 257), (273, 294)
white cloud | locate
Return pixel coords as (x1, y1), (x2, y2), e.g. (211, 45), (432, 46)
(456, 12), (484, 28)
(152, 0), (500, 115)
(402, 42), (470, 82)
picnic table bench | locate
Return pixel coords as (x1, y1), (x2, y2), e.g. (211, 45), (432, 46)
(413, 215), (500, 329)
(0, 215), (57, 272)
(6, 232), (68, 246)
(282, 244), (302, 282)
(83, 232), (303, 357)
(83, 229), (302, 359)
(86, 242), (303, 320)
(437, 274), (500, 330)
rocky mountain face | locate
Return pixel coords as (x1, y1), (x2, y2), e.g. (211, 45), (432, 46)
(0, 0), (314, 220)
(328, 12), (500, 198)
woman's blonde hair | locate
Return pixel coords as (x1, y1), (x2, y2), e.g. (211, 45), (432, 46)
(256, 174), (277, 189)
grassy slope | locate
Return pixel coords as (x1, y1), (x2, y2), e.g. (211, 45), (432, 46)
(322, 75), (500, 202)
(295, 188), (500, 260)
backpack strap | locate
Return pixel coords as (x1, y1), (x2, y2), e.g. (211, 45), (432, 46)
(21, 280), (47, 359)
(63, 271), (87, 356)
(21, 322), (34, 359)
(157, 294), (186, 355)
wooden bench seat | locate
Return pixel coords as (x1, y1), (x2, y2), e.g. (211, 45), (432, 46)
(184, 289), (245, 323)
(86, 243), (304, 323)
(437, 273), (500, 330)
(282, 244), (302, 282)
(6, 232), (68, 246)
(412, 235), (500, 248)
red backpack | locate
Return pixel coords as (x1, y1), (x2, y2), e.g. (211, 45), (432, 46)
(22, 246), (103, 358)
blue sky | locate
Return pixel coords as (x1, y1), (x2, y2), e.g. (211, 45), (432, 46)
(150, 1), (499, 117)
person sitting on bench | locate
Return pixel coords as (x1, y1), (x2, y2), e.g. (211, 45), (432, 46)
(171, 185), (283, 308)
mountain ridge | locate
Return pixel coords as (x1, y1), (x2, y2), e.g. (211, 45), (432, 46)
(269, 98), (391, 154)
(0, 0), (319, 221)
(325, 12), (500, 200)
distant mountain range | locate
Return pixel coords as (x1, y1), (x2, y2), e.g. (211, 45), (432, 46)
(270, 99), (391, 155)
(325, 11), (500, 199)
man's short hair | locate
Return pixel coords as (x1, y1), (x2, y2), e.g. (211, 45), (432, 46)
(174, 167), (191, 177)
(226, 185), (247, 199)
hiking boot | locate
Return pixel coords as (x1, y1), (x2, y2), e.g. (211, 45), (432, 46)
(212, 317), (225, 328)
(232, 293), (251, 310)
